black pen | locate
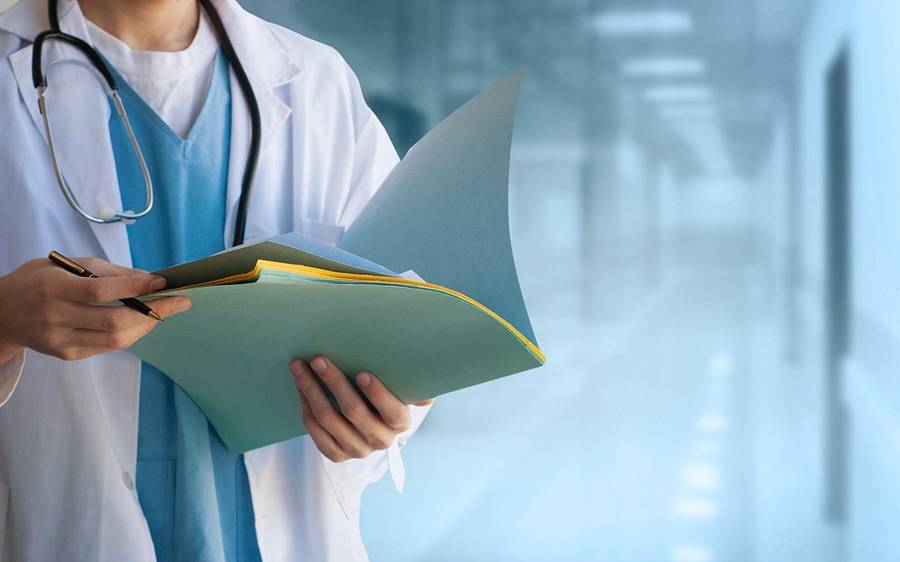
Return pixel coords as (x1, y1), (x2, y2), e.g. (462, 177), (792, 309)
(48, 251), (164, 322)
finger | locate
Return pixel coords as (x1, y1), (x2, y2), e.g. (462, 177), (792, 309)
(57, 297), (191, 330)
(299, 392), (348, 463)
(356, 372), (411, 432)
(67, 272), (168, 304)
(50, 347), (115, 362)
(145, 296), (191, 319)
(309, 356), (395, 449)
(50, 302), (176, 355)
(76, 257), (145, 278)
(289, 360), (373, 459)
(414, 399), (435, 407)
(52, 302), (148, 331)
(63, 321), (157, 351)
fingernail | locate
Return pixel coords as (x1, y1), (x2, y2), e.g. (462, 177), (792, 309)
(357, 372), (372, 387)
(289, 360), (303, 377)
(176, 298), (192, 312)
(150, 275), (167, 291)
(311, 357), (327, 374)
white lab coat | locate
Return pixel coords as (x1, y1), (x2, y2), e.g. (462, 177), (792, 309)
(0, 0), (429, 560)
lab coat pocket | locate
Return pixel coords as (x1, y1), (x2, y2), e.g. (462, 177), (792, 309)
(0, 481), (9, 560)
(135, 460), (175, 560)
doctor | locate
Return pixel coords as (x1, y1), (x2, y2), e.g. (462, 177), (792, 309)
(0, 0), (432, 560)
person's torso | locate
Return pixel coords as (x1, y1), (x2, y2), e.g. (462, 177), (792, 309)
(104, 34), (261, 559)
(0, 3), (399, 558)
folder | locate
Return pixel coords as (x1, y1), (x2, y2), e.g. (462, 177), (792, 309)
(130, 69), (545, 453)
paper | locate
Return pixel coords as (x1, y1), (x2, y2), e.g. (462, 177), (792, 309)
(132, 264), (543, 453)
(156, 231), (396, 290)
(339, 69), (536, 344)
(399, 270), (425, 282)
(128, 70), (545, 453)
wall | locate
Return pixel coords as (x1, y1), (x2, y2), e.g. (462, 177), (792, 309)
(797, 0), (900, 560)
(845, 0), (900, 559)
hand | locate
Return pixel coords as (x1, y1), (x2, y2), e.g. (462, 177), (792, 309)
(0, 257), (191, 364)
(290, 355), (433, 462)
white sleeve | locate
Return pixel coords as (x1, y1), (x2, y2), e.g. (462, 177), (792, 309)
(0, 35), (29, 408)
(335, 58), (401, 229)
(0, 350), (25, 407)
(307, 52), (431, 518)
(320, 403), (432, 518)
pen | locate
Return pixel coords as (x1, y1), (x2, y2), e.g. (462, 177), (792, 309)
(48, 251), (165, 323)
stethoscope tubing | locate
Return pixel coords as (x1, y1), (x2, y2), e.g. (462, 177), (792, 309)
(197, 0), (261, 247)
(38, 0), (261, 245)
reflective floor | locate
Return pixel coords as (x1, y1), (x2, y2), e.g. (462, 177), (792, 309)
(360, 180), (823, 561)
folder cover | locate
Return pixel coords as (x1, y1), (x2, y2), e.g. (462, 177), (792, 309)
(129, 70), (545, 453)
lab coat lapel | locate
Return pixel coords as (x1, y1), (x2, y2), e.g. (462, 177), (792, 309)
(6, 1), (138, 489)
(7, 2), (131, 267)
(214, 0), (300, 247)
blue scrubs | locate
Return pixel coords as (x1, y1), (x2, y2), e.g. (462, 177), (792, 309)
(108, 51), (262, 562)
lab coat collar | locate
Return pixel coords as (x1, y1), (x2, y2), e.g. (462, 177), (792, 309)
(0, 0), (53, 41)
(209, 0), (304, 88)
(2, 0), (301, 255)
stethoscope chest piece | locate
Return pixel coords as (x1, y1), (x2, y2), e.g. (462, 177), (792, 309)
(33, 29), (153, 224)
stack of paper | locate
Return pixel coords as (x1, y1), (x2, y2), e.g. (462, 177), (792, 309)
(130, 69), (545, 453)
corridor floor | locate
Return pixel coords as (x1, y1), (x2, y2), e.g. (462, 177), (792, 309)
(361, 242), (760, 562)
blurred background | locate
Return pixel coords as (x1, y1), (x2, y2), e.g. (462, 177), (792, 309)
(222, 1), (894, 561)
(3, 0), (897, 560)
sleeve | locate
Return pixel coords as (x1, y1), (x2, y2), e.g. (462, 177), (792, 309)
(0, 350), (25, 407)
(318, 56), (432, 518)
(335, 58), (401, 230)
(321, 403), (432, 518)
(0, 32), (28, 408)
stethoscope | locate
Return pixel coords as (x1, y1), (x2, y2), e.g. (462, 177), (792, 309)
(33, 0), (261, 246)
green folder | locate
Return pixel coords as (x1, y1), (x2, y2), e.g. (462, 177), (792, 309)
(129, 69), (545, 453)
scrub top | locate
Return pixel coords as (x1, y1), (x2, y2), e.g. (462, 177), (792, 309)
(108, 50), (263, 562)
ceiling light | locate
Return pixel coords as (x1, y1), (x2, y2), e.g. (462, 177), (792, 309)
(660, 105), (718, 120)
(681, 462), (722, 491)
(673, 498), (719, 519)
(623, 57), (706, 77)
(645, 86), (713, 103)
(591, 10), (694, 36)
(698, 414), (728, 432)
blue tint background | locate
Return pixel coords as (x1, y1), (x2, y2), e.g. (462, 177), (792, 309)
(1, 0), (891, 559)
(233, 1), (898, 561)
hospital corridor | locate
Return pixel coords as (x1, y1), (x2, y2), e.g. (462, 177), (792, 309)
(1, 0), (897, 560)
(261, 0), (892, 560)
(360, 179), (831, 562)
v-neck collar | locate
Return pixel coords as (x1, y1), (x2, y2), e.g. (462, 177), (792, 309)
(109, 49), (228, 145)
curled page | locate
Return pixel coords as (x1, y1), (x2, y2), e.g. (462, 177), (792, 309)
(339, 69), (536, 344)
